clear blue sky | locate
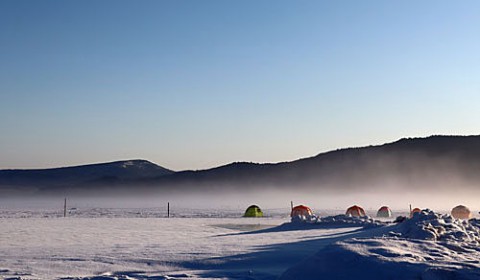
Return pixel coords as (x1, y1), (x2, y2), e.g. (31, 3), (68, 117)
(1, 1), (479, 171)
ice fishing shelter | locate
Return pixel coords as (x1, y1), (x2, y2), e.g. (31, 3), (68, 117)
(346, 205), (366, 217)
(244, 205), (263, 217)
(451, 205), (472, 220)
(410, 207), (421, 218)
(291, 205), (312, 217)
(376, 206), (392, 218)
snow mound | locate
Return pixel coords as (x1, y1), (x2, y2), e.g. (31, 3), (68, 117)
(280, 210), (480, 280)
(291, 214), (317, 223)
(390, 209), (480, 242)
(289, 214), (385, 228)
(280, 237), (480, 280)
(317, 214), (385, 228)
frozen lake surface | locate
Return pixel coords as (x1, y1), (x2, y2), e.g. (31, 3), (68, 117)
(0, 208), (361, 280)
(2, 208), (480, 279)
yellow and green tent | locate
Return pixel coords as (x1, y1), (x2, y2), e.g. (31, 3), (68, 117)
(243, 205), (263, 217)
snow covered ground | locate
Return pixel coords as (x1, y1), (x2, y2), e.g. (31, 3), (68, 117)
(0, 208), (362, 280)
(2, 208), (480, 279)
(281, 210), (480, 280)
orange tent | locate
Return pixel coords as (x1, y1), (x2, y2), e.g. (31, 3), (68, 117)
(410, 207), (421, 218)
(346, 205), (366, 217)
(451, 205), (472, 219)
(291, 205), (313, 217)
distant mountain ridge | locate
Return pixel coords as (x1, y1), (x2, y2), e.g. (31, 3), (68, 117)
(0, 159), (173, 190)
(145, 135), (480, 190)
(2, 135), (480, 195)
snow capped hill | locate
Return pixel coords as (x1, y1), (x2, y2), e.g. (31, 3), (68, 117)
(0, 159), (173, 191)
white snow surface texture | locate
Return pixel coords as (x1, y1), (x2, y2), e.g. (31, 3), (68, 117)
(2, 208), (480, 279)
(281, 209), (480, 280)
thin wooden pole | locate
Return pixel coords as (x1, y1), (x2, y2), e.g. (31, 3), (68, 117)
(64, 198), (67, 218)
(167, 202), (170, 218)
(291, 201), (293, 210)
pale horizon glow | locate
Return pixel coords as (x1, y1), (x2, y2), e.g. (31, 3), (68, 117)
(1, 1), (480, 171)
(0, 133), (473, 171)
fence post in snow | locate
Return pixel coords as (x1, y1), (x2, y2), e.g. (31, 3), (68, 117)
(291, 201), (293, 210)
(167, 202), (170, 218)
(64, 198), (67, 218)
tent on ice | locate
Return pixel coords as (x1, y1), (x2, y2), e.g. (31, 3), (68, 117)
(346, 205), (366, 217)
(243, 205), (264, 217)
(376, 206), (392, 218)
(451, 205), (472, 219)
(291, 205), (315, 222)
(410, 207), (421, 218)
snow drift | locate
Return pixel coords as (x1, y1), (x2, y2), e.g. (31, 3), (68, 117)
(280, 209), (480, 280)
(317, 214), (385, 228)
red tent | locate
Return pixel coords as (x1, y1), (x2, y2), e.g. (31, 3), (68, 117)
(346, 205), (366, 217)
(291, 205), (313, 217)
(410, 207), (421, 218)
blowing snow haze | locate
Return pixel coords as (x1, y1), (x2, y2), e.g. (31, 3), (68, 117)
(1, 135), (480, 205)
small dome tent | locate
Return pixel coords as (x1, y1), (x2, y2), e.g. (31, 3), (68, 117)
(410, 207), (421, 218)
(451, 205), (472, 220)
(376, 206), (392, 218)
(244, 205), (263, 217)
(290, 205), (314, 222)
(346, 205), (366, 217)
